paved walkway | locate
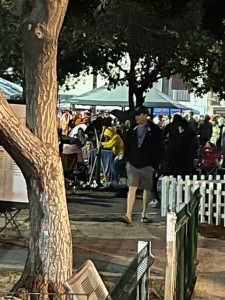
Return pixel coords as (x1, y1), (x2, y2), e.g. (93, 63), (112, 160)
(0, 191), (225, 298)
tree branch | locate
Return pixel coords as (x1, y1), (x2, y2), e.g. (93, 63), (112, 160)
(0, 93), (57, 173)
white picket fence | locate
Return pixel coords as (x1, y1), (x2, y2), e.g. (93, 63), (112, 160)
(161, 174), (225, 226)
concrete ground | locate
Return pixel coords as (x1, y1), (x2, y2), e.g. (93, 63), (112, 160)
(193, 236), (225, 300)
(0, 189), (225, 299)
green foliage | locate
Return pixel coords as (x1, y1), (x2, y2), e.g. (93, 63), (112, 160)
(0, 0), (22, 84)
(202, 0), (225, 38)
(2, 0), (225, 101)
(58, 0), (203, 99)
(179, 0), (225, 99)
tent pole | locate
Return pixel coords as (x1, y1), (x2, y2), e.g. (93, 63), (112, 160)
(150, 107), (154, 120)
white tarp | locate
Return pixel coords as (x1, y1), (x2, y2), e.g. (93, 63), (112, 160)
(0, 104), (28, 203)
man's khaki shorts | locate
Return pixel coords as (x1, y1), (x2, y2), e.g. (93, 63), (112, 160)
(126, 162), (154, 190)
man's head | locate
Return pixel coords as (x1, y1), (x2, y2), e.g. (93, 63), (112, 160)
(189, 111), (194, 118)
(173, 114), (183, 124)
(135, 106), (149, 124)
(205, 114), (210, 122)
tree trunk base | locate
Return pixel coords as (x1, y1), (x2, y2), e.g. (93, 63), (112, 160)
(12, 277), (67, 299)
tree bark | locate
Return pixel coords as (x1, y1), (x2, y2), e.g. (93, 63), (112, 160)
(0, 0), (72, 293)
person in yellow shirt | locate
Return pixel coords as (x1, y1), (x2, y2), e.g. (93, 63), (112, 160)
(102, 127), (124, 155)
(101, 127), (126, 183)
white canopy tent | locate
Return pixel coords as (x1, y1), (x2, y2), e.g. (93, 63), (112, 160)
(0, 77), (23, 101)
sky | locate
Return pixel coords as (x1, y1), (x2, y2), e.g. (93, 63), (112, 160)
(59, 74), (106, 96)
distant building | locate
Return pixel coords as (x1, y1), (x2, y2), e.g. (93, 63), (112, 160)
(156, 75), (223, 116)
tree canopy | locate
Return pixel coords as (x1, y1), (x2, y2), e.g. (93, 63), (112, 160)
(1, 0), (225, 100)
(58, 0), (205, 105)
(180, 0), (225, 98)
(0, 0), (22, 83)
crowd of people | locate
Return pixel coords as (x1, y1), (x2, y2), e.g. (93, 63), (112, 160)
(56, 106), (225, 224)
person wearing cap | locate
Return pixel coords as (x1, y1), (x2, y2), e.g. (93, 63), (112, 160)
(118, 105), (163, 224)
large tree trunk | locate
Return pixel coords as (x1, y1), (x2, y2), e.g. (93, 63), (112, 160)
(0, 0), (71, 293)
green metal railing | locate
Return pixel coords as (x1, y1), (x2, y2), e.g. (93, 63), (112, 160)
(176, 189), (201, 300)
(110, 242), (154, 300)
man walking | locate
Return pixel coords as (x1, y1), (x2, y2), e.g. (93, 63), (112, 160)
(118, 106), (162, 224)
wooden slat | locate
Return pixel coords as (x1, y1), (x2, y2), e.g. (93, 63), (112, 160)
(161, 176), (225, 226)
(176, 177), (183, 213)
(216, 183), (222, 226)
(200, 181), (206, 223)
(161, 176), (169, 217)
(208, 182), (214, 225)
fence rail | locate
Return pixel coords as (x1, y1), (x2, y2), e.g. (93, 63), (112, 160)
(161, 175), (225, 226)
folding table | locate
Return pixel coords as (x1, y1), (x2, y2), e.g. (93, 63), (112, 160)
(0, 201), (29, 237)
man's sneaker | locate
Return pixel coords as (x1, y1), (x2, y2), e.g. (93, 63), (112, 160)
(149, 199), (160, 208)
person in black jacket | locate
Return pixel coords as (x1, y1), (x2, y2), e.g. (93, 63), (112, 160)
(174, 118), (198, 177)
(118, 106), (163, 224)
(162, 114), (183, 175)
(198, 114), (213, 145)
